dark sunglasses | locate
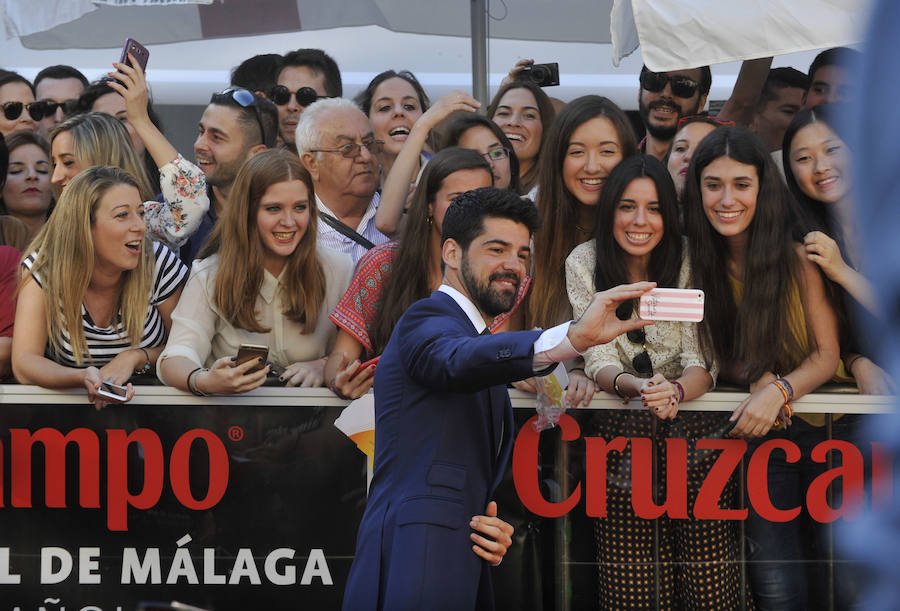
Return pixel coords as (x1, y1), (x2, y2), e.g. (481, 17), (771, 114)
(213, 87), (273, 148)
(35, 98), (80, 118)
(269, 85), (325, 107)
(640, 70), (700, 99)
(677, 114), (735, 130)
(2, 101), (44, 122)
(617, 302), (653, 376)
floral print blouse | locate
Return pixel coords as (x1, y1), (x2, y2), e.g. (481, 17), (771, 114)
(143, 155), (208, 250)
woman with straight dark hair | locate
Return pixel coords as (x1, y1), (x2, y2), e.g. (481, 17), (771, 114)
(355, 70), (430, 182)
(158, 149), (353, 394)
(567, 154), (740, 609)
(527, 95), (637, 405)
(782, 105), (890, 394)
(325, 147), (529, 399)
(373, 89), (482, 237)
(683, 126), (852, 610)
(441, 113), (523, 194)
(487, 80), (556, 195)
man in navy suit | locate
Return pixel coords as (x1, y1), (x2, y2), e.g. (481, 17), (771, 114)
(343, 187), (653, 610)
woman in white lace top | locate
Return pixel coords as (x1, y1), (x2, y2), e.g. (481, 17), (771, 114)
(565, 154), (742, 610)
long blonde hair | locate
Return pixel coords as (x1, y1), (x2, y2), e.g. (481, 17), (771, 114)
(200, 149), (326, 334)
(50, 112), (155, 201)
(26, 166), (153, 365)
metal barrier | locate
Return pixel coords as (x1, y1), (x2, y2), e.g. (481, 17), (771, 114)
(0, 385), (891, 610)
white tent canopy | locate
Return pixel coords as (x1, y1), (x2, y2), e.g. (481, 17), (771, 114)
(0, 0), (871, 108)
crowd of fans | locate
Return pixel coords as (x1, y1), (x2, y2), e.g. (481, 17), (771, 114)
(0, 43), (883, 609)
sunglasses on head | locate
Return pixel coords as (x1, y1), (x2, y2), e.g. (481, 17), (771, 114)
(640, 70), (700, 99)
(617, 301), (654, 376)
(1, 101), (44, 122)
(214, 87), (274, 149)
(268, 85), (325, 107)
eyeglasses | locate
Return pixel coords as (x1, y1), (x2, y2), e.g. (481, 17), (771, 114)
(269, 85), (326, 107)
(215, 87), (273, 148)
(34, 99), (79, 118)
(677, 114), (735, 130)
(640, 70), (700, 99)
(310, 138), (385, 158)
(2, 101), (44, 122)
(617, 301), (653, 376)
(481, 147), (510, 163)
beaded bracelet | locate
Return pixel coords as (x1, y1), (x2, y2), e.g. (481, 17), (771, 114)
(672, 380), (685, 404)
(134, 347), (152, 375)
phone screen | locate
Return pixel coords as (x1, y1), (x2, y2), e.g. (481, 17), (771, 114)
(100, 381), (128, 398)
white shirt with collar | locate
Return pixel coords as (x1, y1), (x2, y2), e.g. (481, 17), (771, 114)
(315, 192), (390, 266)
(437, 284), (579, 370)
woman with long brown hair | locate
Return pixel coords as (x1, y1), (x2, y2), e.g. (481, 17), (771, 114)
(526, 95), (637, 403)
(158, 149), (353, 394)
(487, 80), (556, 195)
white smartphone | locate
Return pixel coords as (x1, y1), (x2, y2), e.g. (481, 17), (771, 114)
(97, 380), (129, 401)
(638, 288), (705, 322)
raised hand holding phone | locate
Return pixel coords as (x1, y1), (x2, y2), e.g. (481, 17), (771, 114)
(330, 352), (376, 400)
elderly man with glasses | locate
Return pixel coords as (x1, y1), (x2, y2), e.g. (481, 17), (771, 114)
(296, 98), (389, 265)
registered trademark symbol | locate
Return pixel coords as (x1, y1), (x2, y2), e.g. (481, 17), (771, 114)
(228, 426), (244, 441)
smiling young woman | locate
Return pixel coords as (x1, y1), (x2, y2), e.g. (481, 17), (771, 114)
(12, 165), (187, 409)
(566, 155), (737, 609)
(157, 149), (353, 395)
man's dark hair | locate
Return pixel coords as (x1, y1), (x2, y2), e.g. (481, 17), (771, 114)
(442, 187), (541, 252)
(230, 54), (283, 95)
(757, 67), (809, 111)
(641, 64), (712, 96)
(33, 65), (89, 91)
(0, 70), (34, 95)
(807, 47), (861, 86)
(209, 90), (279, 149)
(280, 49), (342, 98)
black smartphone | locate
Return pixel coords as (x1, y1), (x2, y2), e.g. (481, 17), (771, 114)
(119, 38), (150, 72)
(236, 344), (269, 373)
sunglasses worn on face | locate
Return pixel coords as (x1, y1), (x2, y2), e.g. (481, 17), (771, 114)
(640, 71), (700, 99)
(310, 138), (385, 159)
(214, 87), (273, 148)
(35, 99), (79, 118)
(2, 101), (44, 122)
(269, 85), (325, 107)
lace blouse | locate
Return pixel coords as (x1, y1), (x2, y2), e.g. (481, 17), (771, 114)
(565, 239), (716, 383)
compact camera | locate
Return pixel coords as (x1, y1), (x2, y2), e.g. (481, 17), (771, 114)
(521, 62), (560, 88)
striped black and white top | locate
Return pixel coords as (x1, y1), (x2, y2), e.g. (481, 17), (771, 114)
(23, 242), (188, 367)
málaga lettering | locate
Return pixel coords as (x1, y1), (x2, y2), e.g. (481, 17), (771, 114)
(512, 414), (892, 522)
(0, 427), (230, 530)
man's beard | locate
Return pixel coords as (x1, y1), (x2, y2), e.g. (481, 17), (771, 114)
(460, 254), (519, 317)
(638, 97), (699, 141)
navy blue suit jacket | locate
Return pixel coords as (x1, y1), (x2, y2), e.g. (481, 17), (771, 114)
(343, 290), (545, 610)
